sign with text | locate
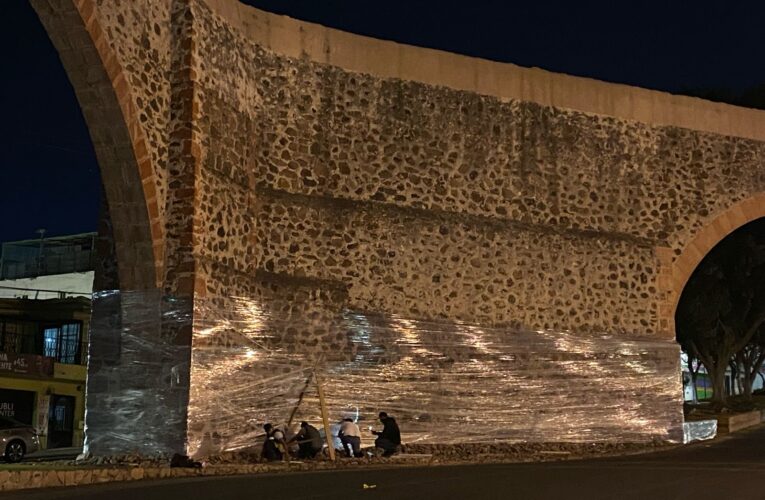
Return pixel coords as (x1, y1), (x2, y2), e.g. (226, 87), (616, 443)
(0, 388), (35, 424)
(36, 394), (50, 435)
(0, 352), (54, 377)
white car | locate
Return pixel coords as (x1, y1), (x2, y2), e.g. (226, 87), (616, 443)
(0, 417), (40, 463)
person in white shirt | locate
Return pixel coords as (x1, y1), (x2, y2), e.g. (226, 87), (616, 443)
(338, 418), (363, 457)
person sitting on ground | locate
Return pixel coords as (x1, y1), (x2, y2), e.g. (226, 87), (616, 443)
(338, 418), (363, 458)
(261, 423), (286, 461)
(289, 421), (323, 459)
(371, 411), (401, 457)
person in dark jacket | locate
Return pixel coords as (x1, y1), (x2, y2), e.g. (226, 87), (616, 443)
(371, 411), (401, 457)
(261, 423), (285, 461)
(289, 421), (323, 459)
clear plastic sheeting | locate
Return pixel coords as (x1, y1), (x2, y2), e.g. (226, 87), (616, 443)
(186, 295), (685, 455)
(83, 291), (685, 456)
(84, 290), (192, 456)
(683, 420), (717, 443)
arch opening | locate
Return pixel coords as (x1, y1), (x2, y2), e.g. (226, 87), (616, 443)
(19, 0), (190, 456)
(0, 0), (151, 453)
(675, 216), (765, 415)
(30, 0), (162, 291)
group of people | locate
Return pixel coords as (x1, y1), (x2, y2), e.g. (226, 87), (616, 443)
(261, 412), (401, 461)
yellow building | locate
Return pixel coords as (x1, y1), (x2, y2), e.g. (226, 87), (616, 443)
(0, 297), (90, 450)
(0, 232), (95, 450)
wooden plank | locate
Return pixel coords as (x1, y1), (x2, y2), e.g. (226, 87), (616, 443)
(315, 372), (336, 461)
(288, 371), (314, 427)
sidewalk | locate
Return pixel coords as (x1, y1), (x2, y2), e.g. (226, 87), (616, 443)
(25, 447), (82, 462)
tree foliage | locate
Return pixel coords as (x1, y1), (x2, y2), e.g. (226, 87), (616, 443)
(734, 326), (765, 399)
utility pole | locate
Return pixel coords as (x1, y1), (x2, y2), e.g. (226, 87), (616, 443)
(35, 228), (47, 276)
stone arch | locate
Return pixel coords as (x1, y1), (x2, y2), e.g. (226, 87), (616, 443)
(668, 194), (765, 319)
(30, 0), (163, 290)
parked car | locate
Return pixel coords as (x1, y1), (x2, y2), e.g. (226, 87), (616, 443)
(0, 417), (39, 463)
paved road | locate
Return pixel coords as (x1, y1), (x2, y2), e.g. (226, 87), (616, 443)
(5, 426), (765, 500)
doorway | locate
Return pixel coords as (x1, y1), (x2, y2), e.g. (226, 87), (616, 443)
(47, 394), (75, 448)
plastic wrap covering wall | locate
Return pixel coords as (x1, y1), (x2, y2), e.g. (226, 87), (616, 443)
(187, 296), (684, 455)
(683, 420), (717, 443)
(84, 290), (192, 455)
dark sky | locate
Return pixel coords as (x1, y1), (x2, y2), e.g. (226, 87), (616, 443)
(2, 0), (765, 244)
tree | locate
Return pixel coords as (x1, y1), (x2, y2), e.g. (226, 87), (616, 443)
(685, 352), (703, 403)
(676, 226), (765, 408)
(734, 326), (765, 400)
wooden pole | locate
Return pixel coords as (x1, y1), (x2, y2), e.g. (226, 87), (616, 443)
(288, 371), (314, 427)
(315, 372), (336, 461)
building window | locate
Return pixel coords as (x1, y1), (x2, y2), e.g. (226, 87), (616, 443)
(42, 323), (81, 364)
(0, 320), (38, 355)
(43, 328), (58, 358)
(0, 319), (82, 365)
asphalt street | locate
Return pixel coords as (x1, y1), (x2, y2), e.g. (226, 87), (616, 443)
(4, 425), (765, 500)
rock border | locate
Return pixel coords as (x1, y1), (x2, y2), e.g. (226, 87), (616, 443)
(0, 440), (678, 492)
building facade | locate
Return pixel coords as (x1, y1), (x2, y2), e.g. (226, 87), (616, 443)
(0, 233), (95, 300)
(0, 233), (94, 449)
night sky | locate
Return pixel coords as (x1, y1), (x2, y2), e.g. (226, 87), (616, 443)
(2, 0), (764, 244)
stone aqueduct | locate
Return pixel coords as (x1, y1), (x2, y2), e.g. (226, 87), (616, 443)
(32, 0), (765, 454)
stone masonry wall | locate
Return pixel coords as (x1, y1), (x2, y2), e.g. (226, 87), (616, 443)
(191, 0), (765, 325)
(179, 0), (765, 452)
(35, 0), (765, 455)
(94, 0), (171, 228)
(193, 1), (765, 260)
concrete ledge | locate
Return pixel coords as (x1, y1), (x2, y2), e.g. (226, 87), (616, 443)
(0, 464), (288, 492)
(0, 439), (674, 492)
(0, 460), (442, 492)
(717, 410), (762, 434)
